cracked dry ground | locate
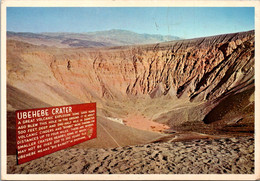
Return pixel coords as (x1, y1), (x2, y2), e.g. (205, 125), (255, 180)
(7, 137), (254, 174)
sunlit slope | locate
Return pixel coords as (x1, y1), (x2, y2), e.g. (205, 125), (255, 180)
(7, 30), (255, 135)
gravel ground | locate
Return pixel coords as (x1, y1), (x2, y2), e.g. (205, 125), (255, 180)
(7, 136), (254, 174)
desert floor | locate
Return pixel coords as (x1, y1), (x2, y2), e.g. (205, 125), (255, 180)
(7, 135), (254, 174)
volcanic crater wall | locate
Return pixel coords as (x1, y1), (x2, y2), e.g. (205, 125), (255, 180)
(7, 30), (255, 134)
(93, 31), (254, 101)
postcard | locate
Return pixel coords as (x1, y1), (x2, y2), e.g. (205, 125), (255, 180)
(1, 0), (259, 180)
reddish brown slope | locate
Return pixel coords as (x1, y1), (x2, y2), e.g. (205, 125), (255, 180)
(7, 30), (255, 136)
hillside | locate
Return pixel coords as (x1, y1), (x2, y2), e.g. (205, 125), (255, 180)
(7, 30), (254, 135)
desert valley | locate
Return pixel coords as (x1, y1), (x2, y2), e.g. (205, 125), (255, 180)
(6, 30), (255, 174)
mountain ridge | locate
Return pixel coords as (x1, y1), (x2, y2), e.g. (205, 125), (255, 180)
(7, 29), (181, 48)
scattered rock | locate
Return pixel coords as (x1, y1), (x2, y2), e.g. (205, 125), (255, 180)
(7, 136), (254, 174)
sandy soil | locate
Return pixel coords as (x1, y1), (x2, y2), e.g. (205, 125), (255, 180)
(7, 136), (254, 174)
(123, 114), (170, 133)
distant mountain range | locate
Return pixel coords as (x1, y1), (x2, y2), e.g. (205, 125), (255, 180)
(7, 29), (181, 48)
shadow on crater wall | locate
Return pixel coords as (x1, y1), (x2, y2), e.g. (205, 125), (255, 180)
(202, 87), (254, 124)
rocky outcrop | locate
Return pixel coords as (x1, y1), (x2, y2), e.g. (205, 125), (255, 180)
(93, 31), (254, 101)
(7, 30), (255, 135)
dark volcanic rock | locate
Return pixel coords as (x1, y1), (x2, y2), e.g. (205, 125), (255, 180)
(7, 136), (254, 174)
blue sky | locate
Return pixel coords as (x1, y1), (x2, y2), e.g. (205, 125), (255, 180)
(7, 7), (254, 39)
